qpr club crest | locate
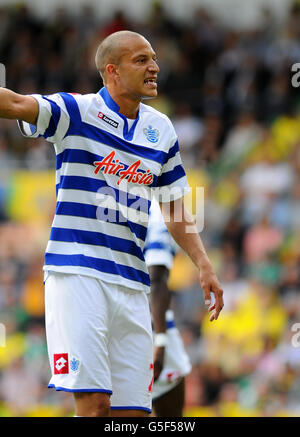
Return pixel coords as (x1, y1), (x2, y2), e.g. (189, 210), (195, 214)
(143, 125), (159, 143)
(70, 356), (80, 373)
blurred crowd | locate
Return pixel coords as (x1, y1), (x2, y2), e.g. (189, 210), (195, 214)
(0, 0), (300, 417)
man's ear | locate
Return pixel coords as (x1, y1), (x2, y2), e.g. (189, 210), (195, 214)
(106, 64), (119, 81)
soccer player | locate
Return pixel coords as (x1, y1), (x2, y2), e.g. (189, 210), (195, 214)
(0, 30), (223, 417)
(144, 198), (192, 416)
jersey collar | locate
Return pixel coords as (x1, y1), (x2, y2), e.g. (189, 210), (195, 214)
(99, 87), (140, 141)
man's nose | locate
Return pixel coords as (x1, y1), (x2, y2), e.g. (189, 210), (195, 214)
(149, 60), (159, 73)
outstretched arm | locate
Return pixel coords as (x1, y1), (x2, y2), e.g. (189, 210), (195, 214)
(160, 198), (224, 321)
(0, 87), (38, 124)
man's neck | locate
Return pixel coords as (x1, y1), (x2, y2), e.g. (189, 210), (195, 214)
(105, 85), (140, 119)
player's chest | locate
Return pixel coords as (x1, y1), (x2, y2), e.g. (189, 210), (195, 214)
(93, 148), (158, 187)
(78, 110), (168, 186)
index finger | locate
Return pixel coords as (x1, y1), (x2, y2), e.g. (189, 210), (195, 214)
(211, 288), (224, 321)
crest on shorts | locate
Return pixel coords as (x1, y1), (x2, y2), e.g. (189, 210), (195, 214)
(70, 356), (80, 373)
(143, 125), (159, 143)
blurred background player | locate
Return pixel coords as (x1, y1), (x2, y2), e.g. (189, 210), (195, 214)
(144, 198), (192, 416)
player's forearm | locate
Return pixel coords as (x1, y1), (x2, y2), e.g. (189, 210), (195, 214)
(0, 87), (38, 123)
(162, 200), (212, 272)
(162, 200), (224, 320)
(151, 289), (170, 334)
(149, 265), (170, 333)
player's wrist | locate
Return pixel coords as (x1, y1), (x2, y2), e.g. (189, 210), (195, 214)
(154, 332), (168, 347)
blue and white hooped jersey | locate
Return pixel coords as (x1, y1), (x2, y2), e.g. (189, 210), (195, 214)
(144, 198), (179, 270)
(18, 87), (190, 293)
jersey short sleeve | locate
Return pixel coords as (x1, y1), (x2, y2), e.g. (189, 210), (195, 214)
(17, 93), (70, 150)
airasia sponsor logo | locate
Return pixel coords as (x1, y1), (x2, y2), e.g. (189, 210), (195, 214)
(94, 151), (153, 186)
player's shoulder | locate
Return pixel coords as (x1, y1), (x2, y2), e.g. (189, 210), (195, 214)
(65, 91), (98, 105)
(140, 102), (175, 130)
(59, 91), (100, 118)
(42, 91), (97, 109)
(140, 103), (176, 138)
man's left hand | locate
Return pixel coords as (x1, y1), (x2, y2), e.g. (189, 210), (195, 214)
(199, 263), (224, 321)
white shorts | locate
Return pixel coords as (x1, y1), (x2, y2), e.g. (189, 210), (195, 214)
(152, 310), (192, 401)
(45, 272), (153, 413)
